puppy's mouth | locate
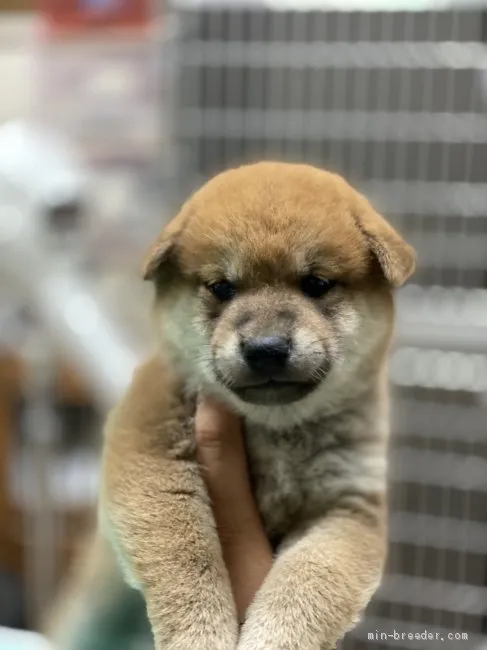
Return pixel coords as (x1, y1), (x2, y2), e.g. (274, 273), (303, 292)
(231, 378), (318, 405)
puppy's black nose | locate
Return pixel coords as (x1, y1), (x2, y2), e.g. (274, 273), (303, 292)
(241, 336), (291, 374)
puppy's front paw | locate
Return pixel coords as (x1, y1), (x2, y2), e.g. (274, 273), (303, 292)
(155, 626), (237, 650)
(238, 621), (323, 650)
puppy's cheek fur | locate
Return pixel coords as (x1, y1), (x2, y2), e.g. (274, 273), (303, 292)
(292, 297), (361, 374)
(355, 291), (394, 351)
(210, 329), (243, 383)
(333, 290), (393, 364)
(291, 326), (334, 375)
(154, 288), (212, 380)
(333, 302), (361, 340)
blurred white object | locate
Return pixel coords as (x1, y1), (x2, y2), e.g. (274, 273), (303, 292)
(0, 211), (139, 407)
(0, 120), (87, 224)
(0, 119), (139, 407)
(0, 627), (51, 650)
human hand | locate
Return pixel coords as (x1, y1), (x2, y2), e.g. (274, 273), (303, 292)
(195, 396), (273, 623)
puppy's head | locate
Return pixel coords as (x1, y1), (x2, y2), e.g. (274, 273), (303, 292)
(144, 162), (415, 420)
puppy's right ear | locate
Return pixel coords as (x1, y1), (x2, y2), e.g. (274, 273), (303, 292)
(142, 206), (189, 281)
(142, 236), (175, 281)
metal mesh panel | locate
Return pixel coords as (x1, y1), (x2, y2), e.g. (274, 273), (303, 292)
(171, 6), (487, 649)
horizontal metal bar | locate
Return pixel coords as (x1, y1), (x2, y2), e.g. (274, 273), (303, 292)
(393, 398), (487, 443)
(391, 347), (487, 392)
(396, 286), (487, 346)
(406, 234), (487, 272)
(397, 286), (487, 325)
(178, 109), (487, 144)
(389, 512), (487, 554)
(378, 574), (487, 616)
(390, 448), (487, 491)
(363, 180), (487, 217)
(181, 41), (487, 70)
(175, 0), (487, 10)
(395, 324), (487, 354)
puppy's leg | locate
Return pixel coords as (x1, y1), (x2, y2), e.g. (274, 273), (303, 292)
(238, 504), (386, 650)
(101, 359), (238, 650)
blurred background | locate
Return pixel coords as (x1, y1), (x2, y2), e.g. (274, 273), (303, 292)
(0, 1), (486, 649)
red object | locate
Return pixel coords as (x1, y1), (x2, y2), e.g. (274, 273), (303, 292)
(39, 0), (152, 33)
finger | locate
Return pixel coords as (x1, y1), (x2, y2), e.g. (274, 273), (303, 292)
(195, 396), (244, 469)
(196, 397), (260, 548)
(195, 396), (240, 447)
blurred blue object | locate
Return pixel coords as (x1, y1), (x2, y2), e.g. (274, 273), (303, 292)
(82, 0), (122, 15)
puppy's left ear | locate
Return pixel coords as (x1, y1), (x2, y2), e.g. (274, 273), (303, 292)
(354, 195), (416, 287)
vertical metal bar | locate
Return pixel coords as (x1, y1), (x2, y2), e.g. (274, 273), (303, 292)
(409, 10), (438, 628)
(431, 11), (460, 634)
(452, 10), (482, 636)
(329, 11), (350, 175)
(387, 9), (415, 635)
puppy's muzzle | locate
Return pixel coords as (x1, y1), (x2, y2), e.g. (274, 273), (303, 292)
(240, 336), (291, 375)
(230, 334), (320, 405)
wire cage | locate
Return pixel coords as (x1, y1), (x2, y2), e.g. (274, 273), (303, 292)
(2, 4), (486, 648)
(169, 2), (487, 648)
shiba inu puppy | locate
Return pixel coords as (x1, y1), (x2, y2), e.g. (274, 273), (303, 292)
(99, 161), (415, 650)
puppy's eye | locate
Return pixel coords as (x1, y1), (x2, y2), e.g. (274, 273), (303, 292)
(206, 280), (237, 302)
(300, 275), (337, 299)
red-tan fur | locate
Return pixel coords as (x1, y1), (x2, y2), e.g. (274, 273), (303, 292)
(50, 162), (415, 650)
